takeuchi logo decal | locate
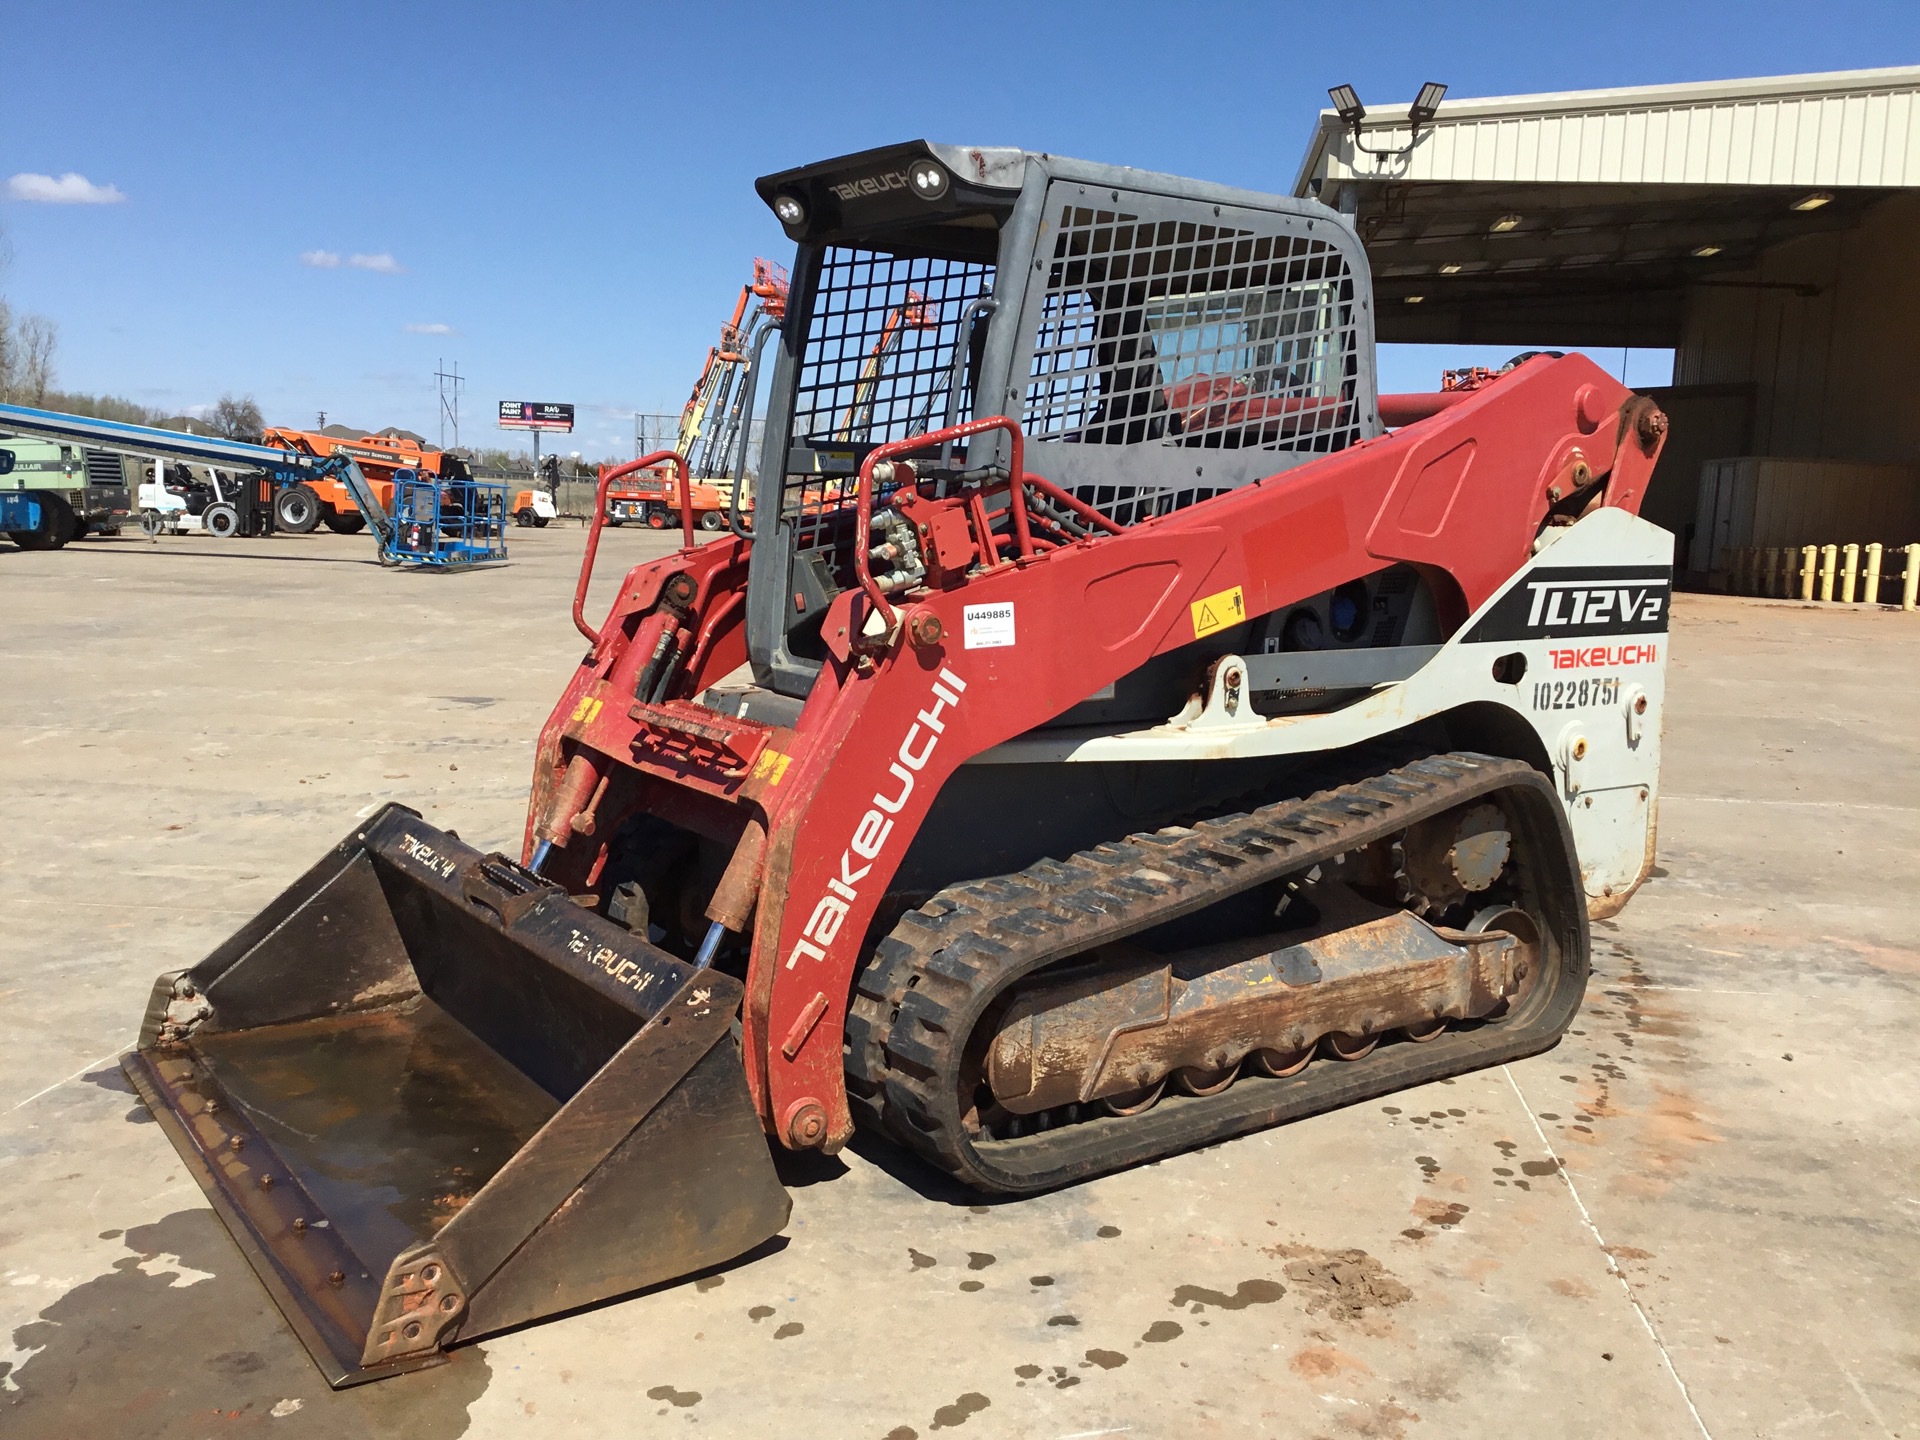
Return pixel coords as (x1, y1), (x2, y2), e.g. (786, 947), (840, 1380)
(785, 667), (967, 970)
(1464, 565), (1672, 644)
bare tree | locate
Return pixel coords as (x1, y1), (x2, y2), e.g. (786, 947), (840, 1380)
(210, 393), (265, 441)
(15, 314), (56, 405)
(0, 297), (14, 400)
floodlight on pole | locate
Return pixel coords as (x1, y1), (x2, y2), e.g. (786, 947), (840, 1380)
(1409, 82), (1448, 128)
(1330, 81), (1448, 158)
(1328, 84), (1366, 133)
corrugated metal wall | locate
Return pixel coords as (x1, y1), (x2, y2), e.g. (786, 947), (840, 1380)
(1690, 457), (1920, 574)
(1673, 193), (1920, 465)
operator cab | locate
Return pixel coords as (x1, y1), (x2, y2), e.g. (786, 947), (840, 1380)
(742, 141), (1382, 699)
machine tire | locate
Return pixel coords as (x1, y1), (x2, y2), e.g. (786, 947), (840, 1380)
(11, 492), (75, 550)
(516, 508), (535, 527)
(698, 511), (724, 532)
(323, 512), (367, 535)
(645, 507), (669, 530)
(607, 514), (626, 528)
(203, 502), (240, 539)
(139, 509), (166, 538)
(275, 484), (323, 534)
(533, 515), (550, 528)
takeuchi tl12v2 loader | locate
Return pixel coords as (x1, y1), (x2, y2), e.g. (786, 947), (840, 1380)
(126, 141), (1673, 1385)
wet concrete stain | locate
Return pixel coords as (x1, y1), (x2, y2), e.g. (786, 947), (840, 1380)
(1169, 1279), (1285, 1313)
(928, 1391), (990, 1429)
(958, 1280), (984, 1292)
(1411, 1199), (1470, 1231)
(3, 1209), (491, 1440)
(1265, 1245), (1412, 1323)
(1046, 1314), (1079, 1326)
(1096, 1225), (1121, 1238)
(908, 1247), (937, 1269)
(647, 1385), (701, 1408)
(884, 1428), (919, 1440)
(1289, 1345), (1370, 1379)
(747, 1304), (776, 1322)
(1521, 1159), (1562, 1177)
(1084, 1348), (1127, 1370)
(1029, 1274), (1054, 1286)
(1414, 1154), (1441, 1182)
(1141, 1320), (1183, 1343)
(774, 1322), (805, 1339)
(966, 1251), (995, 1270)
(694, 1273), (725, 1292)
(1013, 1363), (1042, 1378)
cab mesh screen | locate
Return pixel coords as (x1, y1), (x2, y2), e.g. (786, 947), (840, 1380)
(1023, 206), (1359, 457)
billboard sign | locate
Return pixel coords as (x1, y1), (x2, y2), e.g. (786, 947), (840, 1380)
(498, 401), (574, 433)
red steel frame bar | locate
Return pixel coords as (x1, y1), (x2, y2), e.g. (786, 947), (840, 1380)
(573, 451), (696, 643)
(852, 416), (1031, 628)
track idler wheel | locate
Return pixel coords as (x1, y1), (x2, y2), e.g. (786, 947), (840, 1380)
(1321, 1031), (1379, 1061)
(1172, 1064), (1239, 1097)
(1101, 1079), (1166, 1116)
(1250, 1046), (1313, 1078)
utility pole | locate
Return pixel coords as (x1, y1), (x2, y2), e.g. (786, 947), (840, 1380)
(317, 410), (327, 429)
(435, 360), (465, 449)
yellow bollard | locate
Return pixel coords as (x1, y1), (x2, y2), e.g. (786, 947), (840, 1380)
(1801, 545), (1819, 602)
(1819, 544), (1838, 602)
(1905, 544), (1920, 611)
(1864, 543), (1883, 606)
(1841, 543), (1860, 604)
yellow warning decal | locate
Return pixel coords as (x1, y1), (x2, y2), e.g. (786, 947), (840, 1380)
(569, 695), (605, 727)
(1190, 585), (1247, 639)
(752, 748), (792, 786)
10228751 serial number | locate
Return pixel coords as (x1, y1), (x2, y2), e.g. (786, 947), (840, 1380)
(1533, 676), (1622, 710)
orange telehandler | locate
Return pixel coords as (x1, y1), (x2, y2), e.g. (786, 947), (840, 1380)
(259, 428), (469, 534)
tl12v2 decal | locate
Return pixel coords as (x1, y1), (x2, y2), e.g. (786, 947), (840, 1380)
(1463, 565), (1671, 643)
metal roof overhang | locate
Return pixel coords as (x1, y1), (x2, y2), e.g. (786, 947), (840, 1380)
(1292, 67), (1920, 347)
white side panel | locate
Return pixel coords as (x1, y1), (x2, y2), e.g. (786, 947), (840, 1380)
(978, 507), (1674, 914)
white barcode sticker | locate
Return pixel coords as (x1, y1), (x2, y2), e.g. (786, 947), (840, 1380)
(962, 602), (1016, 650)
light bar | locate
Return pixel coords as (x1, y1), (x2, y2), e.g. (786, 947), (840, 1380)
(1490, 214), (1522, 233)
(1691, 244), (1723, 257)
(1409, 81), (1448, 126)
(1791, 192), (1833, 211)
(1328, 84), (1365, 127)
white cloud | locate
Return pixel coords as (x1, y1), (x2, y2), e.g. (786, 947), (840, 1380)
(403, 322), (453, 335)
(300, 250), (404, 273)
(6, 172), (127, 204)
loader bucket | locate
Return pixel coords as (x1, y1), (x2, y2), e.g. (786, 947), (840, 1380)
(123, 804), (790, 1387)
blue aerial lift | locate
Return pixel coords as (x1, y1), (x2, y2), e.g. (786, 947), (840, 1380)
(0, 402), (508, 566)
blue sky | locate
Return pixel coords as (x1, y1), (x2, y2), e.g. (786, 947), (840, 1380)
(5, 0), (1914, 459)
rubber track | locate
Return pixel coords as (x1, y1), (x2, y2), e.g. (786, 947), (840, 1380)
(844, 751), (1589, 1194)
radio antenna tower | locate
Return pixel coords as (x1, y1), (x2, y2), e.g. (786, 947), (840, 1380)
(435, 359), (465, 449)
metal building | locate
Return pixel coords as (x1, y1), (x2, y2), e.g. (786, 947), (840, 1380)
(1292, 66), (1920, 581)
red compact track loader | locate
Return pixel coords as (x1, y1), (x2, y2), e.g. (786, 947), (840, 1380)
(126, 141), (1672, 1385)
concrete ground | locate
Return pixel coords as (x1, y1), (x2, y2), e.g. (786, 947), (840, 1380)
(1, 523), (1915, 1440)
